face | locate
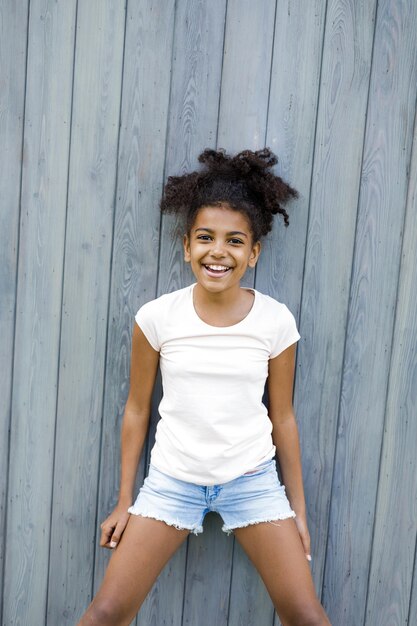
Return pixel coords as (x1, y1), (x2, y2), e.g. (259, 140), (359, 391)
(183, 205), (261, 294)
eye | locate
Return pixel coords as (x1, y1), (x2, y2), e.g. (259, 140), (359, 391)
(196, 234), (212, 241)
(229, 238), (244, 245)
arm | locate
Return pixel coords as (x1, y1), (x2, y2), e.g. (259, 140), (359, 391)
(100, 321), (160, 549)
(267, 343), (311, 561)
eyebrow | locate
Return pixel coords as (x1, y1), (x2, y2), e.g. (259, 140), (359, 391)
(194, 228), (248, 238)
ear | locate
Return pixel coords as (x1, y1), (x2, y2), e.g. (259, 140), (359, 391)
(248, 240), (261, 268)
(183, 233), (191, 263)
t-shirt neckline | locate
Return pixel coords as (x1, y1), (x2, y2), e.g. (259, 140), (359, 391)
(189, 283), (257, 329)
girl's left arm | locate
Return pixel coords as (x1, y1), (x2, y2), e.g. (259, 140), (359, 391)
(267, 343), (311, 561)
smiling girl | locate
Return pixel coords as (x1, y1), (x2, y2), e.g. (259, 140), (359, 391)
(78, 148), (331, 625)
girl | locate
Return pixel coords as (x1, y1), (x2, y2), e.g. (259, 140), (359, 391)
(78, 149), (331, 625)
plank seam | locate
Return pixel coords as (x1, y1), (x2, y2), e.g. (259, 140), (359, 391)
(0, 1), (31, 623)
(214, 0), (229, 150)
(293, 0), (328, 605)
(44, 0), (79, 621)
(225, 534), (236, 625)
(90, 0), (129, 601)
(254, 0), (278, 292)
(364, 90), (417, 626)
(297, 0), (329, 367)
(154, 0), (178, 301)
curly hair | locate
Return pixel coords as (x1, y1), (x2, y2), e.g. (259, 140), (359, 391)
(160, 148), (298, 241)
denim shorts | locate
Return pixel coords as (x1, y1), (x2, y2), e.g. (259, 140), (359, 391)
(128, 458), (296, 535)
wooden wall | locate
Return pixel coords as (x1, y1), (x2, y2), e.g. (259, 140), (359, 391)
(1, 1), (416, 624)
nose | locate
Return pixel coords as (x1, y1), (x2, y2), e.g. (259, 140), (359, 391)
(210, 239), (226, 257)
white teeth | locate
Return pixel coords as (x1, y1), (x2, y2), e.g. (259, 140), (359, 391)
(206, 265), (230, 271)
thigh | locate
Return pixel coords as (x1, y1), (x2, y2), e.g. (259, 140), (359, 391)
(234, 518), (327, 625)
(84, 515), (189, 625)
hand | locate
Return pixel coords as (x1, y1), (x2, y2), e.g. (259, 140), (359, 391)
(293, 511), (312, 563)
(100, 503), (131, 550)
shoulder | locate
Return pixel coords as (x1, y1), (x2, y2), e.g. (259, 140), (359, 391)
(136, 284), (192, 316)
(252, 290), (300, 358)
(134, 284), (193, 351)
(254, 290), (296, 321)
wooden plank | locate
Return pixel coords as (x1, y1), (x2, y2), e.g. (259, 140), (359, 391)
(289, 0), (376, 604)
(146, 2), (227, 624)
(214, 2), (279, 624)
(322, 1), (417, 623)
(2, 1), (76, 624)
(157, 0), (227, 296)
(258, 0), (326, 314)
(93, 1), (176, 611)
(217, 0), (276, 154)
(364, 116), (417, 626)
(45, 2), (126, 623)
(251, 2), (329, 621)
(183, 514), (234, 626)
(0, 0), (28, 619)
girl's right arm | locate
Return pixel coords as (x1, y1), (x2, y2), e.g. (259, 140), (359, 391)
(100, 322), (160, 549)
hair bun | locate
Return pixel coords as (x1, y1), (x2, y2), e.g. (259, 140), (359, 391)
(198, 147), (278, 175)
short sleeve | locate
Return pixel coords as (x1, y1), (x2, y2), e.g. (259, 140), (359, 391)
(270, 304), (301, 358)
(135, 300), (161, 351)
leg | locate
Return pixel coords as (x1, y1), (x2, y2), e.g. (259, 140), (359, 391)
(78, 515), (189, 626)
(234, 518), (331, 626)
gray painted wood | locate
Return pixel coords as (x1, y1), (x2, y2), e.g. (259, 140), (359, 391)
(2, 1), (76, 624)
(157, 2), (229, 625)
(322, 1), (417, 623)
(0, 1), (28, 620)
(45, 2), (125, 623)
(364, 118), (417, 626)
(92, 1), (176, 613)
(217, 2), (278, 624)
(1, 1), (417, 624)
(294, 0), (377, 602)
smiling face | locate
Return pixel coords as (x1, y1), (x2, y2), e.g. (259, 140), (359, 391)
(183, 205), (261, 295)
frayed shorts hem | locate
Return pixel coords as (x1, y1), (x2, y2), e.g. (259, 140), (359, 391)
(221, 510), (296, 535)
(128, 508), (204, 535)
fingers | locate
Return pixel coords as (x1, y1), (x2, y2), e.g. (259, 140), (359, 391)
(100, 513), (130, 550)
(294, 516), (312, 562)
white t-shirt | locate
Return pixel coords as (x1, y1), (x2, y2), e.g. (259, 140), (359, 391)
(135, 283), (301, 485)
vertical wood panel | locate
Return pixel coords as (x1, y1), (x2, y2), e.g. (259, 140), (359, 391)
(0, 0), (29, 618)
(46, 2), (126, 623)
(364, 119), (417, 626)
(93, 1), (176, 609)
(256, 1), (328, 622)
(217, 0), (276, 153)
(217, 2), (278, 624)
(3, 1), (76, 624)
(323, 1), (417, 623)
(295, 0), (376, 600)
(1, 2), (417, 624)
(150, 2), (227, 624)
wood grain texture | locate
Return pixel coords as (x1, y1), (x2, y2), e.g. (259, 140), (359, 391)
(92, 0), (175, 606)
(259, 3), (328, 622)
(364, 114), (417, 626)
(0, 0), (29, 619)
(294, 0), (377, 601)
(183, 514), (234, 626)
(145, 2), (227, 623)
(157, 0), (226, 297)
(217, 0), (276, 154)
(2, 2), (417, 624)
(2, 2), (76, 624)
(45, 2), (125, 623)
(218, 1), (277, 622)
(322, 1), (417, 623)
